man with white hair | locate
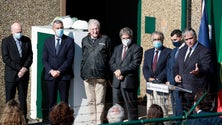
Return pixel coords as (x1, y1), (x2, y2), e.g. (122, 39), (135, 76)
(1, 22), (33, 122)
(107, 103), (125, 123)
(80, 19), (111, 124)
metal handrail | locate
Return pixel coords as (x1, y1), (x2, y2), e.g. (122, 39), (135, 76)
(101, 92), (222, 125)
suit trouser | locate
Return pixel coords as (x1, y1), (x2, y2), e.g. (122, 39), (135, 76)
(171, 90), (183, 116)
(5, 80), (29, 117)
(47, 80), (70, 109)
(113, 87), (138, 121)
(147, 91), (169, 116)
(84, 78), (107, 125)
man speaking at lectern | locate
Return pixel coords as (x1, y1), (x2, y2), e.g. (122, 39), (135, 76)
(174, 28), (212, 111)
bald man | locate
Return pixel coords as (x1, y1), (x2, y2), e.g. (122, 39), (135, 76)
(1, 22), (33, 122)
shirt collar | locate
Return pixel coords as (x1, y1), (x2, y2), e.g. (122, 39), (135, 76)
(179, 43), (185, 49)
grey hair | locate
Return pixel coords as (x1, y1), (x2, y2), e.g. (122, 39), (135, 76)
(107, 103), (125, 123)
(88, 19), (100, 30)
(151, 31), (164, 42)
(119, 27), (133, 38)
(53, 19), (63, 25)
(182, 27), (197, 38)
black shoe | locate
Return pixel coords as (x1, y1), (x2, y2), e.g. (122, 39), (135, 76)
(26, 118), (29, 124)
(42, 119), (50, 125)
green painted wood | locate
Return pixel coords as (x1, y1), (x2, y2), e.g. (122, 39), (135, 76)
(181, 0), (187, 30)
(36, 32), (52, 118)
(145, 16), (156, 34)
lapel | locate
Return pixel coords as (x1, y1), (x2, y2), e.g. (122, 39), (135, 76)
(172, 48), (178, 58)
(117, 45), (124, 64)
(148, 48), (155, 69)
(181, 46), (188, 69)
(50, 37), (57, 55)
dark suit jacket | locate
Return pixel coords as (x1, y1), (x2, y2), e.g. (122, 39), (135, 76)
(42, 35), (75, 80)
(109, 43), (143, 89)
(2, 35), (33, 82)
(166, 48), (178, 85)
(143, 46), (171, 82)
(174, 43), (212, 93)
(187, 111), (222, 125)
(166, 45), (187, 86)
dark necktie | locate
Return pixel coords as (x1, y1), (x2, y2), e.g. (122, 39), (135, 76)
(55, 39), (60, 55)
(152, 50), (159, 72)
(122, 46), (127, 60)
(184, 47), (192, 66)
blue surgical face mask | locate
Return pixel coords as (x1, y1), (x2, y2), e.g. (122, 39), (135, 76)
(172, 41), (182, 47)
(122, 39), (132, 46)
(14, 33), (22, 40)
(153, 41), (162, 49)
(55, 29), (64, 38)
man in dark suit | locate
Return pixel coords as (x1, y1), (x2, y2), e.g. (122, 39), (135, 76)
(166, 29), (185, 117)
(174, 27), (212, 111)
(109, 27), (143, 120)
(1, 22), (33, 122)
(42, 20), (75, 116)
(142, 31), (171, 116)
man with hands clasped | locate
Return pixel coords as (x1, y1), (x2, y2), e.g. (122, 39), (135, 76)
(1, 22), (33, 122)
(42, 20), (75, 122)
(109, 27), (143, 121)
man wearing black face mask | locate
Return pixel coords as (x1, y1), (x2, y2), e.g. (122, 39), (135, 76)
(166, 29), (185, 119)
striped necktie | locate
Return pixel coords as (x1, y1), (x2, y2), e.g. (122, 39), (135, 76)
(16, 40), (22, 57)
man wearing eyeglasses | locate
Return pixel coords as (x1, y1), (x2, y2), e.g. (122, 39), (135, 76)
(174, 27), (212, 112)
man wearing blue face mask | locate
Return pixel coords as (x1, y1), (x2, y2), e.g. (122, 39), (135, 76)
(1, 22), (33, 123)
(143, 31), (171, 117)
(42, 20), (75, 123)
(166, 29), (185, 119)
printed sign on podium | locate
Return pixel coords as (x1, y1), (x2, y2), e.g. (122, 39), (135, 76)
(146, 82), (169, 93)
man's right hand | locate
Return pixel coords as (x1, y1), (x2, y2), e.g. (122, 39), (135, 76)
(175, 75), (182, 83)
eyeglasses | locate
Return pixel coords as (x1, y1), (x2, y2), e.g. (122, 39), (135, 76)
(185, 37), (194, 41)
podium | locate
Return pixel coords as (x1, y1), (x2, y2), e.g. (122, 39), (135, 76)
(30, 26), (90, 124)
(146, 82), (192, 93)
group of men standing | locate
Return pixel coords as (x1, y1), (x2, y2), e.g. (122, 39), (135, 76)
(1, 19), (213, 125)
(143, 28), (213, 120)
